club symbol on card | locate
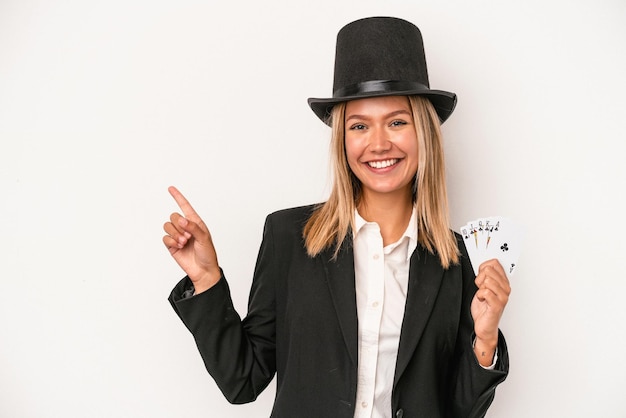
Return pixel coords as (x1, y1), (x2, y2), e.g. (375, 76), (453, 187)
(510, 263), (515, 273)
(500, 243), (509, 252)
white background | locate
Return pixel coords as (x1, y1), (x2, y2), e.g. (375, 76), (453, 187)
(1, 0), (625, 417)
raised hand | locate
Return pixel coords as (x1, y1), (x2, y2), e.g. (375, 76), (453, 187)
(471, 259), (511, 366)
(163, 186), (221, 294)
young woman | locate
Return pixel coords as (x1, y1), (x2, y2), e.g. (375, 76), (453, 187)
(164, 17), (510, 418)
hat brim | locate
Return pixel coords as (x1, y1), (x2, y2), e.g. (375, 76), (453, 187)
(308, 89), (457, 126)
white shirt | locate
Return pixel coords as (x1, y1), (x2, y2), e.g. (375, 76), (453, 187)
(352, 208), (418, 418)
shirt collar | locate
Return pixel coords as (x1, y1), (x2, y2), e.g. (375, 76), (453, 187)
(354, 207), (418, 261)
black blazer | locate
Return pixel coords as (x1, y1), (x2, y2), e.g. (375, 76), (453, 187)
(169, 205), (508, 418)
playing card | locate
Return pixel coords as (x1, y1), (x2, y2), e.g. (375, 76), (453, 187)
(460, 222), (480, 272)
(459, 216), (524, 278)
(485, 216), (524, 276)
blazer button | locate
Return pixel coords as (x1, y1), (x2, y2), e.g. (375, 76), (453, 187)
(396, 409), (404, 418)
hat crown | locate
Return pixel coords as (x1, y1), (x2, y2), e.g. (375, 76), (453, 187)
(307, 16), (456, 125)
(332, 17), (430, 95)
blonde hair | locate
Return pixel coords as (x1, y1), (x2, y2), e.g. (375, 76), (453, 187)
(303, 96), (459, 268)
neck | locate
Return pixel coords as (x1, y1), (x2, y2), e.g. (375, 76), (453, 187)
(357, 189), (413, 246)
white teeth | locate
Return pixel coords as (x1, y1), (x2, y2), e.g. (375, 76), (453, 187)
(368, 159), (398, 169)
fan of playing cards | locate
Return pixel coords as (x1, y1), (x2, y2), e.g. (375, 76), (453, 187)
(459, 216), (525, 278)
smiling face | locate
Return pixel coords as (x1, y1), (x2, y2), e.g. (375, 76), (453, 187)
(344, 95), (419, 205)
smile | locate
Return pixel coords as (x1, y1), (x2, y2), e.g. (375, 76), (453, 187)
(367, 159), (399, 169)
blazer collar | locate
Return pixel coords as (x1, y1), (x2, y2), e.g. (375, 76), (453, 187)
(394, 244), (445, 386)
(320, 238), (358, 366)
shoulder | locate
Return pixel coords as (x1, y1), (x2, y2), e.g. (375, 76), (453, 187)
(260, 204), (320, 238)
(259, 204), (321, 255)
(266, 204), (320, 227)
(453, 230), (476, 279)
(453, 231), (467, 256)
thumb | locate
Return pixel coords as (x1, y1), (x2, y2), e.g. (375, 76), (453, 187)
(177, 216), (209, 243)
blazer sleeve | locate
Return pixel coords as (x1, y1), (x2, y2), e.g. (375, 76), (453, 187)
(168, 215), (279, 404)
(448, 235), (509, 418)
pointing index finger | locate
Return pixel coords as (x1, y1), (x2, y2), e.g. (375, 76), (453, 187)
(168, 186), (200, 220)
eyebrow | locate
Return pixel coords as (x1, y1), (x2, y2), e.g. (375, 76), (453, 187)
(345, 109), (412, 122)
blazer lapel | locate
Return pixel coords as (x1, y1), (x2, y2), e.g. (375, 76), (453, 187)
(320, 239), (358, 366)
(394, 245), (445, 386)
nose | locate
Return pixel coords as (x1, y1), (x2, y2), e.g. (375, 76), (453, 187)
(369, 126), (391, 153)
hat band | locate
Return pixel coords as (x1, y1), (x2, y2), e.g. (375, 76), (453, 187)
(333, 80), (429, 98)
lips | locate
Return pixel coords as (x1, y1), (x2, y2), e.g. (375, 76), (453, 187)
(367, 158), (399, 169)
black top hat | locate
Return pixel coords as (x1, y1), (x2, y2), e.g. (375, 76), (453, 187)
(308, 17), (457, 125)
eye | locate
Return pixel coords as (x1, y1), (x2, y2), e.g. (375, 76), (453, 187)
(349, 123), (367, 131)
(390, 120), (408, 127)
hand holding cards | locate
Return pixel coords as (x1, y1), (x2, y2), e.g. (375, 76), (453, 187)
(459, 216), (525, 278)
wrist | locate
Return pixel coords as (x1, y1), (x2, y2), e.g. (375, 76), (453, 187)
(191, 268), (221, 294)
(473, 335), (498, 367)
(474, 334), (498, 349)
